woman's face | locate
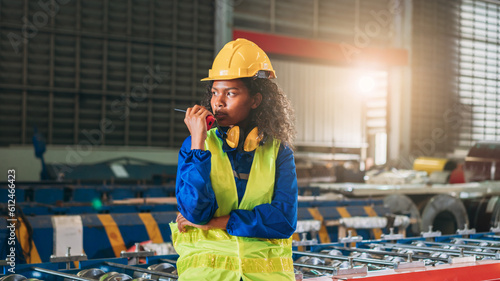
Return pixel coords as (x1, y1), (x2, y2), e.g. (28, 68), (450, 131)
(210, 79), (261, 127)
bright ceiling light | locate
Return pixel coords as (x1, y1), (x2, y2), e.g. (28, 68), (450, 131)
(358, 75), (376, 93)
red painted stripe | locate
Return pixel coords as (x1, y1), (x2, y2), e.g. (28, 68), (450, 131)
(233, 29), (408, 66)
(303, 261), (500, 281)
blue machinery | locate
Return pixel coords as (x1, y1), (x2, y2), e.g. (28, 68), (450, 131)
(2, 231), (500, 280)
(5, 183), (500, 280)
(3, 183), (500, 280)
(1, 184), (398, 264)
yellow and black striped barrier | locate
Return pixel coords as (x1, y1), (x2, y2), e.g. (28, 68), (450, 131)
(294, 204), (391, 245)
(10, 211), (178, 264)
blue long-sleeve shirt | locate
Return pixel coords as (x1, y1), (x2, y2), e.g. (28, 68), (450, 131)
(176, 129), (298, 239)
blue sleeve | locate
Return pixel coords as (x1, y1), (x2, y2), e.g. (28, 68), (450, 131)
(226, 145), (298, 239)
(176, 136), (218, 225)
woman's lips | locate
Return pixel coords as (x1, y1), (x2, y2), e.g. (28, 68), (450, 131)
(214, 113), (227, 119)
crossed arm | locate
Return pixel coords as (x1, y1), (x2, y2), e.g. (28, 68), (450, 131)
(176, 213), (230, 232)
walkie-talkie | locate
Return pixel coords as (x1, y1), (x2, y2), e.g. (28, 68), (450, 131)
(174, 108), (216, 130)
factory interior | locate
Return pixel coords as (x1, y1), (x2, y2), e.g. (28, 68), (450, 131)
(2, 0), (500, 280)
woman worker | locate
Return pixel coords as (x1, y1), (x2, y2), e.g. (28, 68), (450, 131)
(170, 38), (298, 281)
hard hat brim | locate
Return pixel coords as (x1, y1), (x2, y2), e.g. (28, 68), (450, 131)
(200, 72), (277, 82)
(200, 75), (251, 81)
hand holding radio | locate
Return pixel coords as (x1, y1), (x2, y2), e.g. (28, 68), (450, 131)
(178, 105), (215, 150)
(175, 107), (215, 130)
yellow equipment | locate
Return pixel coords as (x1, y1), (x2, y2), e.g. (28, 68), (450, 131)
(201, 38), (276, 81)
(413, 157), (455, 175)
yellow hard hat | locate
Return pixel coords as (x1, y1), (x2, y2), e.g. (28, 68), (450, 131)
(201, 38), (276, 81)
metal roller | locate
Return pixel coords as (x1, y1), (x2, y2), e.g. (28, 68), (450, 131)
(77, 269), (105, 280)
(304, 257), (329, 276)
(0, 275), (27, 281)
(312, 249), (384, 269)
(143, 263), (177, 280)
(304, 257), (326, 266)
(32, 267), (95, 281)
(103, 262), (178, 280)
(292, 232), (500, 278)
(453, 237), (500, 246)
(373, 242), (497, 259)
(3, 233), (500, 281)
(294, 256), (324, 276)
(317, 250), (348, 269)
(98, 272), (132, 281)
(147, 263), (176, 274)
(321, 249), (343, 256)
(293, 251), (395, 267)
(295, 256), (310, 264)
(325, 245), (448, 263)
(292, 262), (335, 277)
(351, 252), (374, 260)
(421, 241), (500, 252)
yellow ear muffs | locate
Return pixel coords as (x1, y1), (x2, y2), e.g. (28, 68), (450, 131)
(225, 126), (263, 152)
(226, 126), (240, 149)
(243, 127), (263, 152)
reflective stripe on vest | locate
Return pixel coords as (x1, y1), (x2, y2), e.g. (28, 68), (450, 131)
(171, 129), (294, 281)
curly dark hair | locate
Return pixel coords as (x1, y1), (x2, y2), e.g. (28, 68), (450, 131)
(202, 78), (296, 148)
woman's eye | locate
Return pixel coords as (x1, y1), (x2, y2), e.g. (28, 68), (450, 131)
(227, 92), (235, 96)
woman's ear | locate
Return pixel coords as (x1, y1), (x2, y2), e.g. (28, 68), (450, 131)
(251, 93), (263, 109)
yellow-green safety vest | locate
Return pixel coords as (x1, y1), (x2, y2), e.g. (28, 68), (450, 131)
(170, 129), (294, 281)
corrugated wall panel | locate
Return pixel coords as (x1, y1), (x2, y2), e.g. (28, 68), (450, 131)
(456, 0), (500, 149)
(411, 0), (459, 156)
(273, 59), (364, 147)
(234, 0), (394, 47)
(0, 0), (214, 147)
